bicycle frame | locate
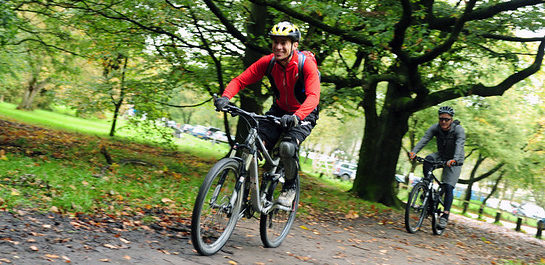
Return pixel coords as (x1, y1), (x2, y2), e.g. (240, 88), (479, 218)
(420, 164), (444, 215)
(415, 156), (458, 216)
(222, 105), (292, 217)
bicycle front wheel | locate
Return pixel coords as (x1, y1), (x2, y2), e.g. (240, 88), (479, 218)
(431, 191), (446, 235)
(191, 158), (243, 256)
(259, 173), (299, 248)
(405, 182), (428, 233)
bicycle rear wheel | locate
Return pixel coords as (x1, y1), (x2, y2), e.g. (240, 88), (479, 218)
(191, 158), (243, 256)
(259, 171), (299, 248)
(405, 182), (428, 233)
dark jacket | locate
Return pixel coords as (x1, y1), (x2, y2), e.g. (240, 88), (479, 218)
(412, 120), (465, 163)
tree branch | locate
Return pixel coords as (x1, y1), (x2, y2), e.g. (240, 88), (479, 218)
(202, 0), (269, 55)
(481, 33), (545, 43)
(151, 98), (213, 108)
(389, 0), (412, 64)
(458, 162), (504, 184)
(248, 0), (373, 46)
(429, 0), (544, 30)
(408, 36), (545, 110)
(411, 0), (477, 64)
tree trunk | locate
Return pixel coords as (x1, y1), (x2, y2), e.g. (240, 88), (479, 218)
(479, 172), (504, 219)
(109, 102), (122, 137)
(109, 56), (128, 137)
(463, 154), (484, 214)
(352, 110), (410, 207)
(234, 3), (269, 141)
(17, 76), (47, 110)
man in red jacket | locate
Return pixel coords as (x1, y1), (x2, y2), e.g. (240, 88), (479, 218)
(214, 21), (321, 206)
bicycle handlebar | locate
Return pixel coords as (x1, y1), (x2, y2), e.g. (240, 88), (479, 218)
(213, 94), (310, 126)
(413, 156), (463, 167)
(224, 104), (281, 124)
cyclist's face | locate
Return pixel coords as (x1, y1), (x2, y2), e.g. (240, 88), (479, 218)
(438, 114), (453, 131)
(271, 37), (298, 61)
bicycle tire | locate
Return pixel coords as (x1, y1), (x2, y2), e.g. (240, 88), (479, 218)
(405, 182), (428, 233)
(431, 191), (446, 235)
(191, 158), (243, 255)
(259, 170), (299, 248)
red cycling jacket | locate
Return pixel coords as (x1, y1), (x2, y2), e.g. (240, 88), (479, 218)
(222, 51), (320, 120)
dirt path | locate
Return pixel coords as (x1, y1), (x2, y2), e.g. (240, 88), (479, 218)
(1, 209), (544, 265)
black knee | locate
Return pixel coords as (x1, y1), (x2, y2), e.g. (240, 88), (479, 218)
(279, 141), (296, 159)
(441, 183), (454, 194)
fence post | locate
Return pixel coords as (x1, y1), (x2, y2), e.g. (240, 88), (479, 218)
(477, 205), (483, 219)
(494, 212), (501, 223)
(515, 217), (523, 232)
(537, 219), (544, 239)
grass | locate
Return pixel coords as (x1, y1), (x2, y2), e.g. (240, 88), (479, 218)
(0, 102), (372, 218)
(0, 102), (113, 136)
(0, 101), (230, 160)
(0, 143), (209, 215)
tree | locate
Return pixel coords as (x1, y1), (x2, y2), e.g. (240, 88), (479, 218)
(0, 1), (18, 46)
(11, 0), (545, 207)
(248, 0), (545, 206)
(478, 171), (504, 219)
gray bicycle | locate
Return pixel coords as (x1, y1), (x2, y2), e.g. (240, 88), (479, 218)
(190, 101), (301, 256)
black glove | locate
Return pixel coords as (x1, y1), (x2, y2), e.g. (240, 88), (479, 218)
(280, 114), (300, 128)
(214, 96), (230, 111)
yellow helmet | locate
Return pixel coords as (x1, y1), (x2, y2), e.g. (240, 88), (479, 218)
(268, 21), (301, 42)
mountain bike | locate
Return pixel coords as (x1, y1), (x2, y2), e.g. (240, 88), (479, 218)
(404, 156), (460, 235)
(190, 101), (302, 256)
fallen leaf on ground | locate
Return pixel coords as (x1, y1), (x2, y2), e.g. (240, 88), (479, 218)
(161, 198), (174, 204)
(295, 256), (311, 261)
(103, 244), (117, 249)
(50, 206), (60, 213)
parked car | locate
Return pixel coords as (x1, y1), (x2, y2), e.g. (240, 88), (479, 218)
(500, 201), (520, 214)
(181, 124), (194, 133)
(165, 120), (177, 128)
(190, 125), (209, 139)
(395, 174), (405, 183)
(395, 173), (421, 186)
(171, 126), (183, 138)
(205, 127), (221, 140)
(516, 203), (545, 219)
(210, 131), (230, 143)
(332, 162), (357, 181)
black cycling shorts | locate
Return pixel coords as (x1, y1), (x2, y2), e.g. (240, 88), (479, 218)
(258, 103), (319, 150)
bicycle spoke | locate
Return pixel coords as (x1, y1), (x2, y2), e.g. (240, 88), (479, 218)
(405, 183), (428, 233)
(260, 175), (299, 248)
(191, 158), (242, 256)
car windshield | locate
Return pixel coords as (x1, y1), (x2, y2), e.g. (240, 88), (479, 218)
(339, 163), (356, 170)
